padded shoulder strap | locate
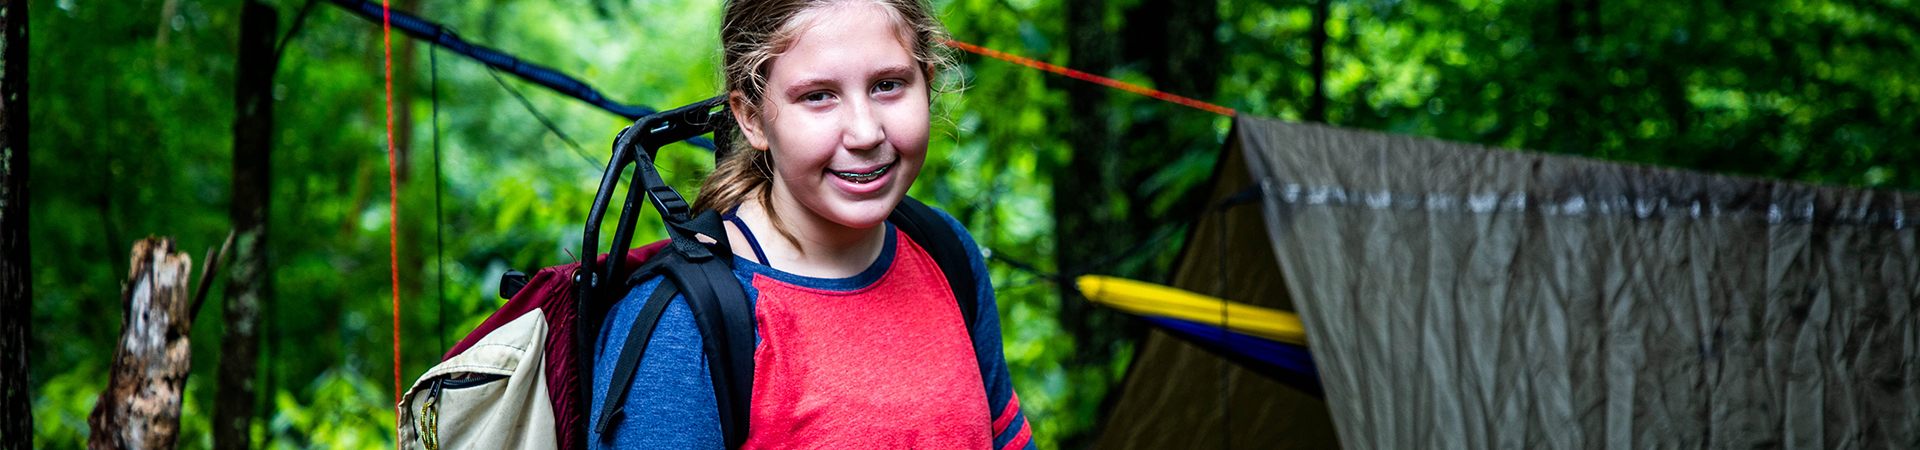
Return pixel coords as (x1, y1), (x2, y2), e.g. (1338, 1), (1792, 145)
(663, 255), (755, 449)
(889, 197), (980, 331)
(594, 210), (756, 449)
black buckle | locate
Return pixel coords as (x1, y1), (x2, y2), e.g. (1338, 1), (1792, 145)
(648, 185), (690, 219)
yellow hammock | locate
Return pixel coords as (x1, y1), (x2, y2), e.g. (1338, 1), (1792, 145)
(1075, 275), (1307, 346)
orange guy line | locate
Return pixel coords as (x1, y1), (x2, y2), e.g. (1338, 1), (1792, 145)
(946, 39), (1236, 117)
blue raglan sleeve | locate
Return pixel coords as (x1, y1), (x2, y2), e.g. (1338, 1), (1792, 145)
(588, 276), (725, 450)
(935, 209), (1038, 450)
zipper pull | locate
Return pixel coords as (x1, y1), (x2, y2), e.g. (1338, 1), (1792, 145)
(418, 378), (444, 450)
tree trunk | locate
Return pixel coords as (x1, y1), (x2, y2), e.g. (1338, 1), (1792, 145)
(392, 0), (416, 183)
(86, 238), (195, 450)
(392, 0), (425, 353)
(1044, 0), (1223, 446)
(1545, 0), (1586, 153)
(0, 0), (32, 444)
(1054, 1), (1123, 447)
(1057, 0), (1115, 362)
(1119, 0), (1221, 230)
(1133, 0), (1220, 102)
(217, 3), (276, 449)
(1308, 0), (1331, 122)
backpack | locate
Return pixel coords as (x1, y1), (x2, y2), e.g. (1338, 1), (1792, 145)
(396, 241), (666, 450)
(397, 96), (985, 450)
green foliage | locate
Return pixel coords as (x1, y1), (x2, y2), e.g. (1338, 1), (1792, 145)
(1217, 0), (1919, 187)
(29, 364), (99, 448)
(28, 0), (1916, 448)
(266, 368), (397, 449)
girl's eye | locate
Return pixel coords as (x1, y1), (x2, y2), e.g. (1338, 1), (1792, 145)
(873, 80), (902, 94)
(802, 91), (833, 103)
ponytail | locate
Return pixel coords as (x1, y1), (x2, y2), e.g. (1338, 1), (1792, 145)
(691, 124), (770, 216)
(693, 122), (802, 249)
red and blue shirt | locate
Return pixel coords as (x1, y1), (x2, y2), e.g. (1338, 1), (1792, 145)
(589, 210), (1035, 450)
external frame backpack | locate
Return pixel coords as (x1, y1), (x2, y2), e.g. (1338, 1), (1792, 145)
(397, 96), (988, 450)
(395, 98), (730, 450)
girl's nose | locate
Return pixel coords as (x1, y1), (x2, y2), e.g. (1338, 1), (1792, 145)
(841, 98), (885, 151)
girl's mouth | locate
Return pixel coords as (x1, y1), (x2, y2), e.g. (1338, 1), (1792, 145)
(829, 161), (893, 184)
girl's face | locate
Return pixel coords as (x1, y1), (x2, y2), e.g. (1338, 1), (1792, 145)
(737, 2), (930, 231)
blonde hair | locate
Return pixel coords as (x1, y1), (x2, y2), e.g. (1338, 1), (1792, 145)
(693, 0), (957, 242)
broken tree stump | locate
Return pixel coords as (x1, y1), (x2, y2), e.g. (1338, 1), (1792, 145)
(87, 237), (195, 450)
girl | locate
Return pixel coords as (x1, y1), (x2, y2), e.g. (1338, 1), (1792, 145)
(589, 1), (1035, 449)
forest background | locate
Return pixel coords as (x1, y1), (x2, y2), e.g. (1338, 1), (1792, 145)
(20, 0), (1918, 448)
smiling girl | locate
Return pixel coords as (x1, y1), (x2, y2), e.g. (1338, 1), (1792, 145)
(588, 1), (1035, 449)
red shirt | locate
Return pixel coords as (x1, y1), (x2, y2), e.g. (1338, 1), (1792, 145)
(743, 228), (993, 449)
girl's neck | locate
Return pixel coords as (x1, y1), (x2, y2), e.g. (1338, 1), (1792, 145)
(729, 198), (888, 279)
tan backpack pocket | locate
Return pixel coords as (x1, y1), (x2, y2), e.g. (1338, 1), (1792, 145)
(400, 310), (557, 450)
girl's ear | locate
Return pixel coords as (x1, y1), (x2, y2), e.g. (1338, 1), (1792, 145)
(730, 91), (771, 151)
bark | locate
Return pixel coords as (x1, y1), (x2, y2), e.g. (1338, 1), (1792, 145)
(86, 238), (195, 450)
(0, 0), (32, 444)
(216, 3), (276, 449)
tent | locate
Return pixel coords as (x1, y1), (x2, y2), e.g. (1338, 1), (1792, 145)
(1095, 115), (1918, 448)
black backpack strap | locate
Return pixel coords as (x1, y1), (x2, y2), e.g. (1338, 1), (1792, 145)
(597, 209), (755, 448)
(594, 280), (679, 434)
(662, 246), (756, 450)
(889, 196), (980, 331)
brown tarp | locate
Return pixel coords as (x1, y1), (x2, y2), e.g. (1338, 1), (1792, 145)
(1098, 115), (1919, 448)
(1095, 133), (1340, 450)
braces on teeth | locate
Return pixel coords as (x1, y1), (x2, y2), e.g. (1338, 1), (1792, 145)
(833, 164), (891, 183)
